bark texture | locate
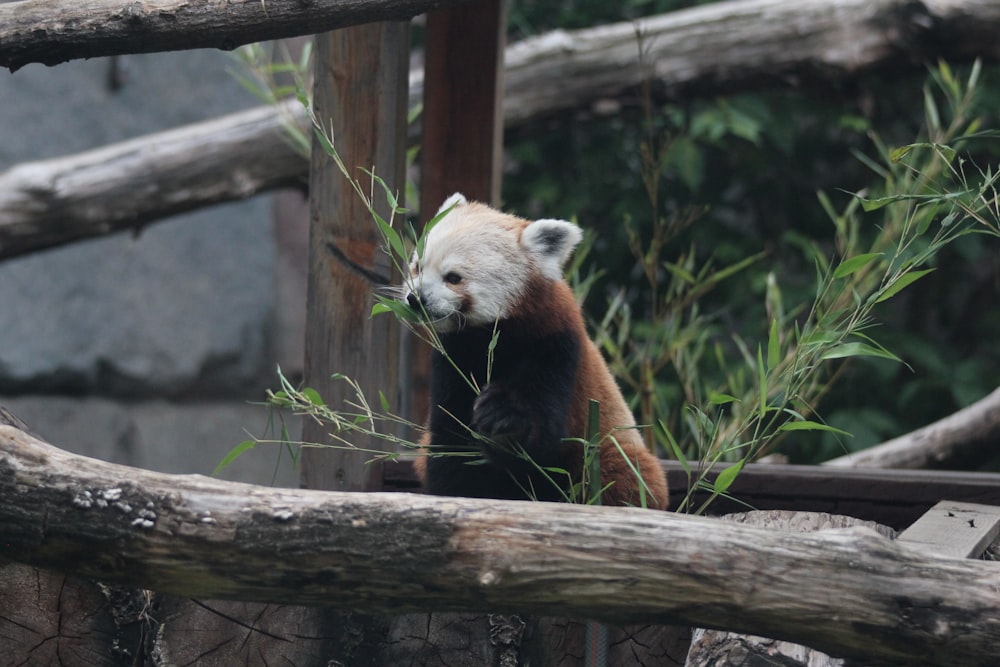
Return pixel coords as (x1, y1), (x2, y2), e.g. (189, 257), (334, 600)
(685, 511), (896, 667)
(0, 102), (306, 259)
(0, 0), (477, 71)
(3, 424), (1000, 666)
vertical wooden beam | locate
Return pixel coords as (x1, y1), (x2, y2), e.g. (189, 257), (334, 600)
(410, 0), (507, 428)
(302, 23), (410, 493)
(419, 0), (507, 211)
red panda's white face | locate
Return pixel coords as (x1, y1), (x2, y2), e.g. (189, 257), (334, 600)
(406, 193), (582, 332)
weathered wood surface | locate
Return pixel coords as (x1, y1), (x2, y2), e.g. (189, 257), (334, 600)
(501, 0), (1000, 125)
(0, 102), (306, 259)
(386, 458), (1000, 531)
(897, 500), (1000, 559)
(5, 0), (1000, 261)
(419, 0), (506, 210)
(298, 22), (408, 493)
(824, 386), (1000, 470)
(3, 425), (1000, 666)
(0, 0), (478, 71)
(150, 598), (346, 665)
(686, 511), (896, 667)
(294, 21), (410, 664)
(0, 560), (149, 666)
(3, 0), (997, 77)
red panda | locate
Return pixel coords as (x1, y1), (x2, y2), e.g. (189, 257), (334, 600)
(408, 193), (668, 510)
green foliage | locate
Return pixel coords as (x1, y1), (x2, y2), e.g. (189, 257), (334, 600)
(506, 58), (1000, 470)
(552, 61), (999, 508)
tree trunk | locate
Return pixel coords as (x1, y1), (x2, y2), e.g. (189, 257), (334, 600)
(4, 0), (1000, 261)
(3, 424), (1000, 666)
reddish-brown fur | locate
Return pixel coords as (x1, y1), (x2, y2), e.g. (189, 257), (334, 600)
(510, 278), (668, 509)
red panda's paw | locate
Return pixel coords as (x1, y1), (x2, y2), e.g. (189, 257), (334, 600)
(471, 386), (533, 450)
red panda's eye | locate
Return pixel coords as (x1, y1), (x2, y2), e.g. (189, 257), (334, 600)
(443, 272), (463, 285)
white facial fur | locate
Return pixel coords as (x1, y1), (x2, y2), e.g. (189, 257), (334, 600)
(406, 193), (582, 332)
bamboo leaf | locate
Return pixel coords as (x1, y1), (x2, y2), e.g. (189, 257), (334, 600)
(821, 342), (901, 362)
(923, 86), (941, 133)
(371, 297), (420, 322)
(757, 345), (767, 419)
(767, 318), (781, 371)
(779, 421), (852, 436)
(834, 253), (882, 279)
(660, 420), (689, 474)
(713, 460), (744, 494)
(372, 213), (406, 262)
(301, 387), (325, 407)
(874, 269), (935, 304)
(213, 440), (256, 476)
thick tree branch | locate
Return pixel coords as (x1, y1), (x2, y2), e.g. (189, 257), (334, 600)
(4, 0), (1000, 260)
(500, 0), (1000, 126)
(2, 423), (999, 666)
(0, 102), (307, 258)
(0, 0), (477, 72)
(824, 387), (1000, 469)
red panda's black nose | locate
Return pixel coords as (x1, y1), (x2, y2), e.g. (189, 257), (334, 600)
(406, 292), (422, 310)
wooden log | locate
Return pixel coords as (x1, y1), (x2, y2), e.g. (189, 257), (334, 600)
(299, 22), (409, 493)
(0, 101), (306, 259)
(150, 598), (345, 665)
(0, 0), (478, 71)
(824, 386), (1000, 470)
(685, 511), (896, 667)
(5, 0), (1000, 261)
(499, 0), (1000, 126)
(0, 560), (149, 666)
(3, 425), (1000, 666)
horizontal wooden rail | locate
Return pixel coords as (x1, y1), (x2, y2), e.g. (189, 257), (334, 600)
(0, 0), (479, 71)
(384, 459), (1000, 530)
(3, 424), (1000, 665)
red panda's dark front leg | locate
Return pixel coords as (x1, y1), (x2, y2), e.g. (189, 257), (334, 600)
(471, 330), (580, 471)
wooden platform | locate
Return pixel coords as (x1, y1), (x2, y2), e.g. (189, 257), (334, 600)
(383, 459), (1000, 531)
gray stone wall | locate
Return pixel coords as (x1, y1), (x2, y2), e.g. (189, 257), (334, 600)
(0, 50), (302, 487)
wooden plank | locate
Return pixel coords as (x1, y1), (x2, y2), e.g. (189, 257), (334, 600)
(384, 460), (1000, 530)
(408, 0), (507, 427)
(419, 0), (506, 210)
(301, 22), (410, 493)
(897, 500), (1000, 559)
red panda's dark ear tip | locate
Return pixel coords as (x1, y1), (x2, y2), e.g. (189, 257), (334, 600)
(523, 218), (583, 280)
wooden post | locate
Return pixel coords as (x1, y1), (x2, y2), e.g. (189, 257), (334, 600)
(408, 0), (507, 428)
(419, 0), (506, 211)
(301, 23), (410, 492)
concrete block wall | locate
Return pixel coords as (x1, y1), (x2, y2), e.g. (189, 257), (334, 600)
(0, 50), (304, 488)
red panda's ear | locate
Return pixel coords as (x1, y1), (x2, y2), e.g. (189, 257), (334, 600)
(522, 218), (583, 280)
(437, 192), (468, 215)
